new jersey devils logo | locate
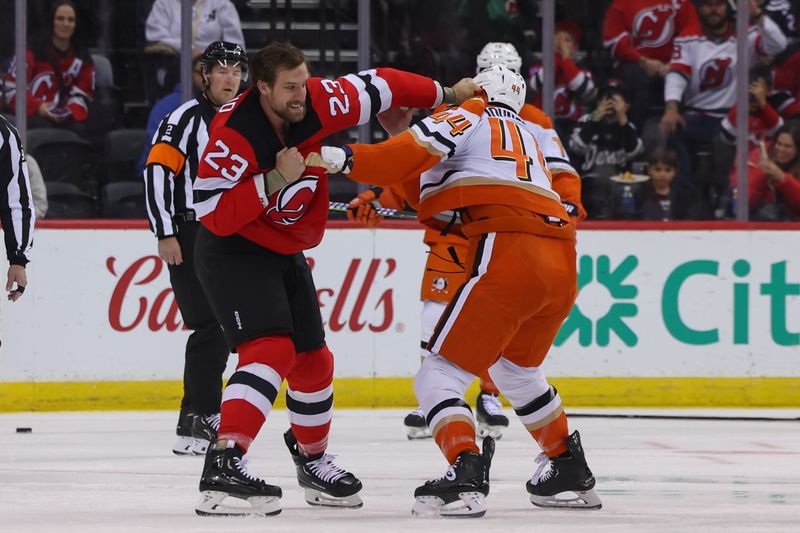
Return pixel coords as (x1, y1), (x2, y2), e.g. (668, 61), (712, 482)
(265, 176), (318, 225)
(633, 6), (675, 48)
(699, 57), (733, 92)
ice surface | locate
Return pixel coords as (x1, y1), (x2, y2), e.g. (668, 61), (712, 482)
(1, 409), (799, 532)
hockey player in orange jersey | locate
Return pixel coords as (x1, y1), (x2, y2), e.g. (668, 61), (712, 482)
(346, 42), (585, 441)
(307, 65), (600, 517)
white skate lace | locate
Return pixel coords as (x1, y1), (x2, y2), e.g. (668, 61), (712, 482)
(481, 393), (503, 416)
(234, 457), (262, 483)
(530, 452), (555, 484)
(307, 454), (349, 483)
(203, 413), (221, 430)
(427, 460), (459, 485)
(410, 407), (424, 417)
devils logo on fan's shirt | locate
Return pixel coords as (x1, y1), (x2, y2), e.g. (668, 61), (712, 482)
(632, 6), (675, 49)
(699, 57), (733, 92)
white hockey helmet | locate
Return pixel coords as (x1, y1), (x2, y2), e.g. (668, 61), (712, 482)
(476, 42), (522, 74)
(473, 64), (526, 113)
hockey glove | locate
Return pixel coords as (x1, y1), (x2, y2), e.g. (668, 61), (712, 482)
(305, 146), (354, 174)
(346, 187), (384, 227)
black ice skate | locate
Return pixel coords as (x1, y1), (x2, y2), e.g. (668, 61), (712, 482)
(191, 413), (220, 454)
(196, 440), (282, 517)
(404, 407), (432, 439)
(283, 429), (363, 508)
(475, 392), (509, 440)
(412, 436), (495, 518)
(172, 407), (202, 456)
(526, 430), (602, 510)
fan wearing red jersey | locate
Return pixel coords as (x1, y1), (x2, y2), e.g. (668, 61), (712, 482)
(309, 65), (599, 517)
(659, 0), (787, 219)
(192, 42), (479, 517)
(602, 0), (700, 127)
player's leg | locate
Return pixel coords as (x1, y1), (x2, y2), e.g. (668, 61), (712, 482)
(283, 252), (362, 508)
(404, 299), (447, 439)
(407, 240), (469, 438)
(412, 354), (494, 518)
(193, 230), (295, 516)
(494, 233), (600, 510)
(168, 220), (229, 454)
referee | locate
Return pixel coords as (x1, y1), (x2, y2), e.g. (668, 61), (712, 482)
(0, 115), (34, 303)
(143, 41), (246, 455)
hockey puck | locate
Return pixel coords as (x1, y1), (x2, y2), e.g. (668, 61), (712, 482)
(15, 427), (32, 433)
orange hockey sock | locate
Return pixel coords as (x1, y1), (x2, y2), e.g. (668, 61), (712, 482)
(529, 411), (569, 457)
(478, 369), (500, 395)
(433, 420), (480, 464)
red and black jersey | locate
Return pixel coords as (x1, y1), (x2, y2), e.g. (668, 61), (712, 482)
(193, 68), (445, 254)
(603, 0), (699, 63)
(4, 46), (94, 121)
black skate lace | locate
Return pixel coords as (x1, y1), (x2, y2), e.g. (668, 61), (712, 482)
(234, 458), (261, 483)
(481, 393), (503, 416)
(204, 413), (221, 431)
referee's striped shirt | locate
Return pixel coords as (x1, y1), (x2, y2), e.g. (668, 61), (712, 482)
(0, 115), (34, 266)
(143, 95), (215, 238)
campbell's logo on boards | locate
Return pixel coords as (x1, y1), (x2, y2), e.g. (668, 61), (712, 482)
(106, 255), (397, 334)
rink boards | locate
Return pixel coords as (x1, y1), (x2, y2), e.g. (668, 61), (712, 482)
(0, 221), (798, 411)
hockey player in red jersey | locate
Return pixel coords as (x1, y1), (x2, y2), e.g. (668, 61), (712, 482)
(191, 41), (479, 517)
(312, 64), (600, 518)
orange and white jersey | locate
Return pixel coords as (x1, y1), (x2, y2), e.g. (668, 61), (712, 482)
(408, 98), (567, 222)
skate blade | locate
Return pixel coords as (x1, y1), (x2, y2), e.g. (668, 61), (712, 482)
(406, 426), (432, 440)
(529, 488), (602, 510)
(304, 488), (363, 508)
(172, 436), (204, 456)
(412, 492), (487, 518)
(476, 423), (505, 441)
(191, 438), (210, 455)
(196, 491), (282, 516)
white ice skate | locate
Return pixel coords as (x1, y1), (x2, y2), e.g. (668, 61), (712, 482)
(404, 407), (432, 439)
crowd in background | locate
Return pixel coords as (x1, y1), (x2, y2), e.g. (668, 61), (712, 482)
(0, 0), (799, 222)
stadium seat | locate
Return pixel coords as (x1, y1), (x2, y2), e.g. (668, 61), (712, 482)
(45, 182), (97, 218)
(26, 128), (95, 192)
(102, 181), (146, 218)
(105, 128), (148, 182)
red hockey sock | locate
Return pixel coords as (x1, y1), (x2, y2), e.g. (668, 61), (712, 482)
(218, 335), (295, 453)
(286, 344), (334, 456)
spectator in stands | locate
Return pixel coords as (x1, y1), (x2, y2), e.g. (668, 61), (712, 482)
(603, 0), (700, 129)
(145, 0), (245, 56)
(732, 122), (800, 221)
(4, 0), (94, 128)
(137, 55), (205, 174)
(570, 84), (644, 219)
(641, 147), (678, 221)
(529, 22), (596, 141)
(771, 49), (800, 120)
(660, 0), (787, 219)
(720, 65), (783, 150)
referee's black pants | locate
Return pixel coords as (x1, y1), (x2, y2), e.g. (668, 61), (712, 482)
(168, 219), (230, 416)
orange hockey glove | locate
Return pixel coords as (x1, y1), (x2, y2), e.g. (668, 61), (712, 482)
(346, 188), (384, 227)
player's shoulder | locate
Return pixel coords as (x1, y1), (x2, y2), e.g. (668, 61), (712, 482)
(519, 103), (553, 129)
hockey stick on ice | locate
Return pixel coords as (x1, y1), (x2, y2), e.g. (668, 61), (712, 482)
(328, 201), (418, 220)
